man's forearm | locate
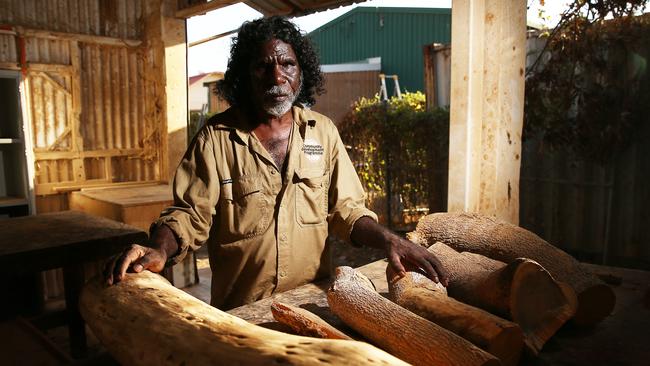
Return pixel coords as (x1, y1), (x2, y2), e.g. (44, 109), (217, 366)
(350, 216), (397, 250)
(149, 224), (180, 260)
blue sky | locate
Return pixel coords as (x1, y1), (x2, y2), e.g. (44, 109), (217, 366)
(187, 0), (566, 76)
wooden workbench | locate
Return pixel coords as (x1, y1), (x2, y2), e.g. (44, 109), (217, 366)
(0, 210), (147, 358)
(228, 259), (650, 366)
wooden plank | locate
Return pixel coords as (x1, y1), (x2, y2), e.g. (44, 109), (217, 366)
(103, 46), (114, 149)
(16, 26), (141, 47)
(175, 0), (239, 19)
(34, 148), (143, 160)
(34, 179), (160, 196)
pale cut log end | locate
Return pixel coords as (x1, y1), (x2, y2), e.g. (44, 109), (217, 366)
(509, 259), (578, 355)
(572, 283), (616, 326)
(271, 302), (353, 340)
(386, 265), (447, 301)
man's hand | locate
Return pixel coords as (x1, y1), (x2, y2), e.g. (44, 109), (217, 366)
(103, 244), (167, 286)
(384, 233), (449, 286)
(104, 223), (179, 286)
(351, 216), (449, 286)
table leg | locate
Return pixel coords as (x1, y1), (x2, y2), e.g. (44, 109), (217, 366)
(63, 264), (87, 358)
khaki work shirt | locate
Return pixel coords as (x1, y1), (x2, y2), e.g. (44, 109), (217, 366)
(154, 106), (377, 310)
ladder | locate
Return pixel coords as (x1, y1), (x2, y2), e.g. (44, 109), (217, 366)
(379, 74), (402, 101)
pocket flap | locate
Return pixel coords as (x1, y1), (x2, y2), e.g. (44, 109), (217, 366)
(294, 169), (327, 188)
(232, 175), (261, 199)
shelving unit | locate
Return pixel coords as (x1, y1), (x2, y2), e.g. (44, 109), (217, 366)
(0, 70), (32, 218)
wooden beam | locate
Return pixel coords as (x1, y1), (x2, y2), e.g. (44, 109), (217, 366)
(175, 0), (239, 19)
(447, 0), (527, 224)
(0, 62), (73, 74)
(34, 148), (144, 160)
(15, 26), (141, 47)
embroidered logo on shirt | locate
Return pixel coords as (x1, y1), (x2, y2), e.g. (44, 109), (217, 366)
(303, 138), (324, 162)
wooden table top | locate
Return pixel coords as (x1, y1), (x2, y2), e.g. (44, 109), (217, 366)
(0, 210), (147, 274)
(73, 184), (173, 207)
(228, 260), (650, 366)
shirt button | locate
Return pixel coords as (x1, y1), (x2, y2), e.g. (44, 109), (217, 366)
(279, 271), (287, 278)
(280, 234), (287, 241)
(270, 169), (276, 175)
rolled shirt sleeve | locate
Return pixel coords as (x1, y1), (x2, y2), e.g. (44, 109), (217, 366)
(152, 128), (220, 265)
(326, 123), (378, 245)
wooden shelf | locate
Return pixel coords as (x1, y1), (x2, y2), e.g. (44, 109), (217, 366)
(0, 197), (28, 208)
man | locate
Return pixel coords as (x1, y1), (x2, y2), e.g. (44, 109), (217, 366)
(106, 16), (447, 310)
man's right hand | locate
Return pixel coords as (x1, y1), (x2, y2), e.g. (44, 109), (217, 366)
(104, 244), (167, 286)
(104, 223), (179, 285)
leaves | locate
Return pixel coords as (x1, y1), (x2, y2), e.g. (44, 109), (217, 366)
(340, 92), (449, 217)
(525, 2), (649, 164)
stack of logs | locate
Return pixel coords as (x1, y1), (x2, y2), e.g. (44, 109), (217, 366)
(80, 212), (616, 366)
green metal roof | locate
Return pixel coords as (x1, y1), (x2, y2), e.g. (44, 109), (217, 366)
(309, 7), (451, 93)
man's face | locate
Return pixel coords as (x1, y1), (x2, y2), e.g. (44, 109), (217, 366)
(249, 38), (302, 117)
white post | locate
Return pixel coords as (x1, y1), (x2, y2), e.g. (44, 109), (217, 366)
(447, 0), (527, 224)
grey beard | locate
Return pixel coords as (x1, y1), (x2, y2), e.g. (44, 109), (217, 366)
(263, 78), (303, 117)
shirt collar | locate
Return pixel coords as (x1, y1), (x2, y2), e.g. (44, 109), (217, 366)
(217, 105), (308, 146)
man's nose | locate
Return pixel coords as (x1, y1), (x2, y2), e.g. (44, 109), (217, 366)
(270, 64), (286, 85)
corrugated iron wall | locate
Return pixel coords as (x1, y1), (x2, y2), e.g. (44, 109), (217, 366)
(0, 0), (143, 38)
(1, 0), (163, 197)
(312, 70), (379, 126)
(309, 7), (451, 93)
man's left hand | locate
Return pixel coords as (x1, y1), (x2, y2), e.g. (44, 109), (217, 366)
(351, 216), (449, 286)
(384, 232), (449, 286)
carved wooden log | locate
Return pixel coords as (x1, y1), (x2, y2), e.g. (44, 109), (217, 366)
(271, 302), (353, 340)
(408, 212), (615, 326)
(327, 266), (500, 366)
(80, 271), (409, 366)
(422, 242), (577, 355)
(387, 267), (523, 366)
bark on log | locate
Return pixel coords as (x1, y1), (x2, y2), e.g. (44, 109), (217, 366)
(387, 268), (523, 366)
(271, 302), (353, 340)
(422, 242), (577, 355)
(327, 266), (500, 366)
(408, 212), (615, 326)
(79, 271), (409, 366)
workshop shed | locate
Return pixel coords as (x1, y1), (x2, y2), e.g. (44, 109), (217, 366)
(309, 7), (451, 93)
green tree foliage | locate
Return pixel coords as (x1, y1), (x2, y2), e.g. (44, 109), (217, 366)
(525, 0), (649, 163)
(339, 92), (449, 221)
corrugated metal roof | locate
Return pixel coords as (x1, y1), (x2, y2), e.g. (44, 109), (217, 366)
(176, 0), (367, 18)
(309, 7), (452, 93)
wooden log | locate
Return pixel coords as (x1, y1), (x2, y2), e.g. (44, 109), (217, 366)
(408, 212), (616, 326)
(79, 271), (409, 366)
(327, 266), (500, 366)
(422, 242), (577, 355)
(387, 267), (523, 366)
(271, 302), (353, 340)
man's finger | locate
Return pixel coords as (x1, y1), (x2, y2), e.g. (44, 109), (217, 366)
(388, 251), (407, 278)
(133, 253), (159, 273)
(416, 257), (439, 283)
(114, 246), (145, 282)
(104, 255), (120, 286)
(427, 255), (449, 287)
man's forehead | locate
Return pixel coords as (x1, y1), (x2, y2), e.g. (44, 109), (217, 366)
(256, 38), (296, 58)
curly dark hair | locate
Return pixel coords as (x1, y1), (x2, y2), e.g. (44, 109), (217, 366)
(216, 16), (324, 108)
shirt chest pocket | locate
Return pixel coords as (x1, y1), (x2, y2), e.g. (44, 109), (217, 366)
(295, 168), (329, 226)
(221, 174), (270, 238)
